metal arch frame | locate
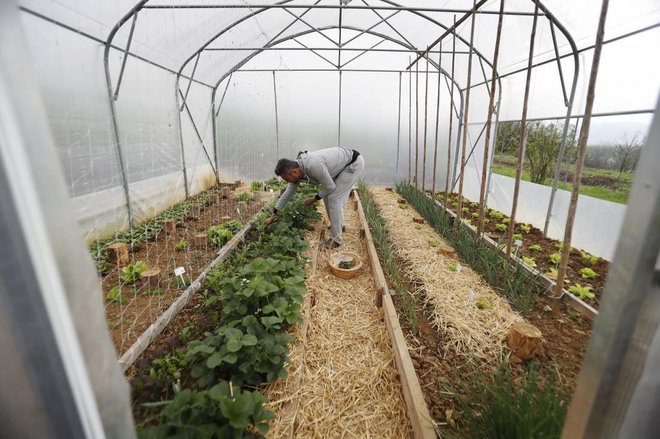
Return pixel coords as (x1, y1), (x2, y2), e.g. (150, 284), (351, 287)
(207, 25), (466, 173)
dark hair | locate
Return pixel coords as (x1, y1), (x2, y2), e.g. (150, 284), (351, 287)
(274, 158), (299, 176)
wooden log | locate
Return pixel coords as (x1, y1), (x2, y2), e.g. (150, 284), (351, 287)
(163, 219), (176, 234)
(506, 321), (542, 360)
(385, 187), (394, 192)
(413, 217), (424, 224)
(107, 242), (129, 266)
(140, 268), (161, 289)
(194, 233), (208, 249)
(397, 198), (407, 204)
(437, 244), (455, 258)
(211, 193), (221, 205)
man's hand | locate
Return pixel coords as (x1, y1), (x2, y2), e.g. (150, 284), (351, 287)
(265, 214), (276, 225)
(304, 197), (317, 206)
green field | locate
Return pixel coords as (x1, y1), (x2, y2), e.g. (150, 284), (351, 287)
(491, 153), (633, 204)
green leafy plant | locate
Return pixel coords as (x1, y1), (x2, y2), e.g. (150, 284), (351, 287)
(208, 220), (243, 247)
(528, 244), (542, 252)
(569, 283), (595, 300)
(462, 207), (469, 213)
(476, 298), (491, 310)
(579, 267), (598, 279)
(451, 202), (459, 208)
(250, 181), (262, 192)
(428, 240), (439, 248)
(145, 289), (164, 296)
(174, 240), (187, 251)
(471, 212), (480, 218)
(546, 267), (558, 280)
(580, 250), (599, 265)
(495, 223), (507, 232)
(555, 241), (564, 251)
(502, 218), (511, 224)
(520, 224), (531, 233)
(106, 287), (124, 304)
(512, 233), (523, 241)
(549, 252), (562, 265)
(522, 256), (537, 268)
(121, 261), (148, 284)
(448, 262), (458, 272)
(489, 210), (504, 220)
(399, 204), (409, 209)
(338, 260), (356, 269)
(234, 192), (250, 202)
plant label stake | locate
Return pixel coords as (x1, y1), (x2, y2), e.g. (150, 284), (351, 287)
(174, 266), (186, 286)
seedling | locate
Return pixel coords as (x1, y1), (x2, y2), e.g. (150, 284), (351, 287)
(462, 207), (469, 213)
(472, 212), (480, 218)
(555, 241), (564, 251)
(489, 210), (504, 220)
(569, 284), (595, 300)
(250, 181), (262, 192)
(495, 223), (507, 232)
(528, 244), (541, 252)
(546, 268), (558, 280)
(512, 233), (523, 241)
(106, 287), (124, 304)
(175, 240), (187, 251)
(399, 204), (409, 209)
(520, 224), (531, 233)
(338, 260), (356, 269)
(476, 298), (491, 310)
(428, 240), (439, 247)
(502, 218), (511, 224)
(121, 261), (148, 284)
(235, 192), (250, 202)
(579, 267), (598, 279)
(522, 256), (536, 268)
(549, 253), (561, 265)
(415, 225), (422, 230)
(448, 262), (458, 272)
(451, 202), (459, 208)
(580, 250), (599, 265)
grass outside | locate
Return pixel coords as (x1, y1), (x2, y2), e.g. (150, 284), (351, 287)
(492, 153), (633, 204)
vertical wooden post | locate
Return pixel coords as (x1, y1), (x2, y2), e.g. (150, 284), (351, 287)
(505, 0), (540, 257)
(477, 0), (505, 236)
(414, 59), (420, 188)
(408, 57), (412, 184)
(431, 41), (443, 198)
(422, 48), (430, 193)
(444, 15), (458, 209)
(456, 1), (478, 229)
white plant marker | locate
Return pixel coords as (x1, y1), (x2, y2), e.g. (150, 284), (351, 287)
(468, 289), (476, 304)
(456, 263), (462, 274)
(174, 266), (186, 286)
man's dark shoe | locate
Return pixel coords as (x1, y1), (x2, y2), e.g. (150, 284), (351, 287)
(327, 225), (346, 232)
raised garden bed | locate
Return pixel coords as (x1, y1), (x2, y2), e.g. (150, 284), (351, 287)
(94, 184), (273, 356)
(359, 184), (592, 437)
(434, 191), (608, 312)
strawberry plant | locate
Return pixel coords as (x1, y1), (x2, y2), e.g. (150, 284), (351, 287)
(528, 244), (541, 252)
(121, 261), (148, 284)
(569, 284), (595, 300)
(579, 267), (598, 279)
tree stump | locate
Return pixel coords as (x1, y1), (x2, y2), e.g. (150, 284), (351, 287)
(437, 244), (455, 258)
(413, 217), (424, 224)
(211, 194), (221, 205)
(194, 233), (208, 249)
(397, 198), (406, 204)
(506, 321), (542, 360)
(385, 187), (394, 192)
(219, 188), (229, 198)
(107, 242), (129, 266)
(163, 219), (176, 234)
(140, 268), (161, 289)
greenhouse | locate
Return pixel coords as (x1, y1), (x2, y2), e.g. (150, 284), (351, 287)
(1, 0), (658, 437)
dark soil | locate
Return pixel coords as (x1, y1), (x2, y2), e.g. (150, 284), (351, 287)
(437, 191), (609, 308)
(100, 188), (269, 356)
(558, 172), (622, 189)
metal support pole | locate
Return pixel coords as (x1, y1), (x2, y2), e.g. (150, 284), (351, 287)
(211, 93), (219, 184)
(396, 72), (402, 180)
(214, 73), (233, 118)
(477, 0), (505, 235)
(422, 49), (430, 192)
(415, 58), (419, 188)
(553, 0), (610, 300)
(456, 0), (478, 228)
(444, 16), (457, 205)
(179, 53), (201, 111)
(272, 71), (280, 159)
(178, 89), (219, 179)
(174, 81), (190, 199)
(112, 13), (138, 101)
(338, 70), (342, 147)
(408, 59), (412, 183)
(431, 42), (442, 196)
(505, 0), (540, 257)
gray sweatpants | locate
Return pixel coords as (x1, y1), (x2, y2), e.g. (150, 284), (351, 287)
(322, 155), (365, 244)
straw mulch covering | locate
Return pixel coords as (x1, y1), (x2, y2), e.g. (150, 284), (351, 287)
(264, 199), (413, 438)
(369, 187), (525, 363)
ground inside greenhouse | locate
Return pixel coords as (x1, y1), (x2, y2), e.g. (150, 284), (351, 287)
(102, 187), (271, 356)
(370, 187), (592, 433)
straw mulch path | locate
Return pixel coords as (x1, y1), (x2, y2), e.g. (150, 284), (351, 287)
(369, 187), (525, 363)
(264, 197), (413, 438)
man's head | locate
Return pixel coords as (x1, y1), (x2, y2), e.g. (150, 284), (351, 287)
(274, 158), (304, 183)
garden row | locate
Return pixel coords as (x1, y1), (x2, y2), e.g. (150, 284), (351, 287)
(97, 180), (281, 355)
(131, 184), (321, 438)
(358, 183), (590, 437)
(433, 190), (609, 308)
